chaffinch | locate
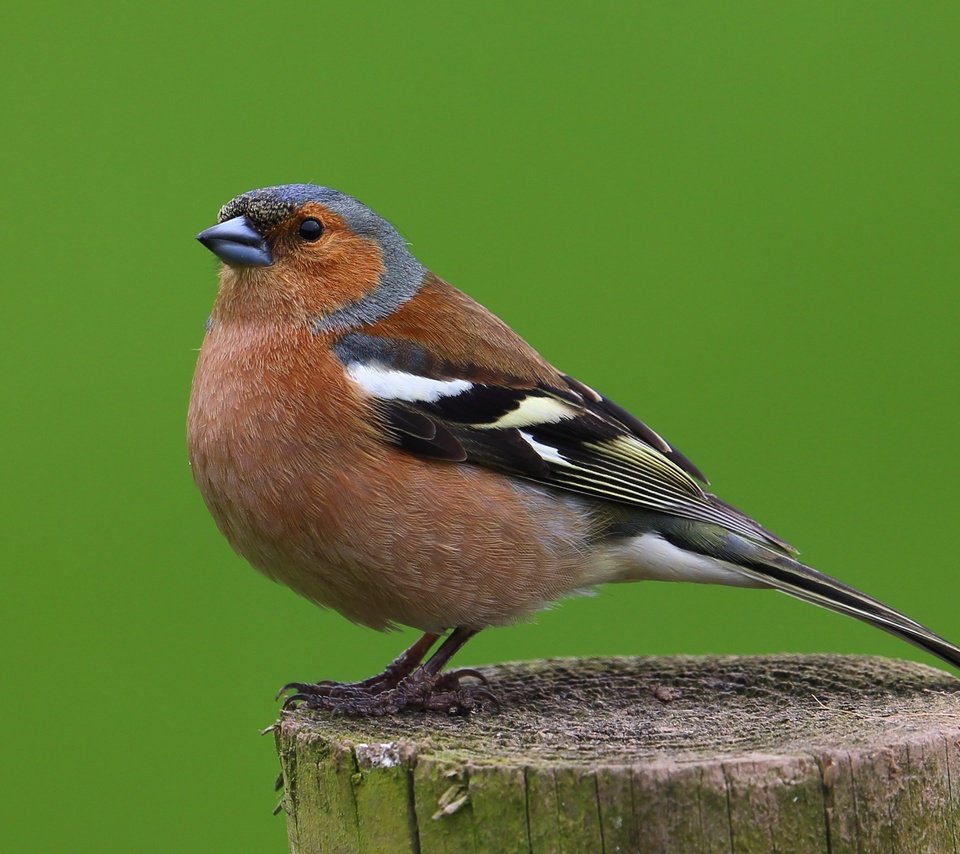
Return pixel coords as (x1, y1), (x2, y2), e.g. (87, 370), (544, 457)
(190, 184), (960, 715)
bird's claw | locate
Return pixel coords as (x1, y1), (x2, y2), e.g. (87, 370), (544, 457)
(436, 667), (489, 688)
(275, 682), (302, 701)
(275, 680), (338, 701)
(279, 667), (499, 716)
(282, 692), (310, 710)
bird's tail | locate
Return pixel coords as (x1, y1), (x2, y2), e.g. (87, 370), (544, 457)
(696, 531), (960, 670)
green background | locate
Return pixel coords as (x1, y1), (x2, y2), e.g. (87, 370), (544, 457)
(4, 2), (958, 850)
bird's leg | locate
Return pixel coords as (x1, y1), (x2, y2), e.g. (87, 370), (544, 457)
(277, 631), (440, 702)
(420, 627), (489, 690)
(283, 627), (498, 716)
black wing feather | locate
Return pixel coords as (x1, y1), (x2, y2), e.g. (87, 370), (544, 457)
(382, 402), (467, 461)
(336, 336), (792, 552)
(560, 374), (708, 483)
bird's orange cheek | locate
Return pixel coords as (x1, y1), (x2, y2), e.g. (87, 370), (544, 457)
(293, 235), (387, 317)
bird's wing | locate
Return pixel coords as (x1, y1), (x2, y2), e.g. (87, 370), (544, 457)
(332, 330), (794, 553)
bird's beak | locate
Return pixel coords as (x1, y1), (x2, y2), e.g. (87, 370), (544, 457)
(196, 216), (272, 267)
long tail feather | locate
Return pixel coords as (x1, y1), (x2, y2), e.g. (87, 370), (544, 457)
(712, 533), (960, 670)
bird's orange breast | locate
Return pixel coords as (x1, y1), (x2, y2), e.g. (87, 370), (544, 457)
(187, 321), (597, 631)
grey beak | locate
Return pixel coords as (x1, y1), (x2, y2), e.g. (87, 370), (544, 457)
(196, 216), (272, 267)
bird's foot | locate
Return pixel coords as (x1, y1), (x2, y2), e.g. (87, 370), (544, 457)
(276, 670), (401, 702)
(280, 666), (497, 716)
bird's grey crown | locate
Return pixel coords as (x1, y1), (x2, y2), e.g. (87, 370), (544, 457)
(219, 184), (426, 333)
(221, 185), (379, 235)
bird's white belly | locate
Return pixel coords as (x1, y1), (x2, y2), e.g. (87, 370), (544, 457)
(590, 533), (765, 588)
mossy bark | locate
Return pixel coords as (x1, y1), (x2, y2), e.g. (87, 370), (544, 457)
(274, 655), (960, 853)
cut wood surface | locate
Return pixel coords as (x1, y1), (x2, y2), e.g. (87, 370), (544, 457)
(274, 655), (960, 853)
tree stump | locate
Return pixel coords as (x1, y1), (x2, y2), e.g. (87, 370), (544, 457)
(274, 655), (960, 853)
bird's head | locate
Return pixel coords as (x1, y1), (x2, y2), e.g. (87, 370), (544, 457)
(197, 184), (424, 330)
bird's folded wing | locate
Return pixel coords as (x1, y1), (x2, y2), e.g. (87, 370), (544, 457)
(333, 331), (793, 553)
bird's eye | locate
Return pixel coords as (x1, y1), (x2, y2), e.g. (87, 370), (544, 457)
(298, 218), (324, 241)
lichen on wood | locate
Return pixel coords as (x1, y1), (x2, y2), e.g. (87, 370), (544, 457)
(274, 655), (960, 853)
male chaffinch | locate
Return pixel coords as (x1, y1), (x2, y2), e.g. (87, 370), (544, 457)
(190, 184), (960, 715)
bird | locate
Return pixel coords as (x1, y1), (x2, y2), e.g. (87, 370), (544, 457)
(189, 183), (960, 715)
